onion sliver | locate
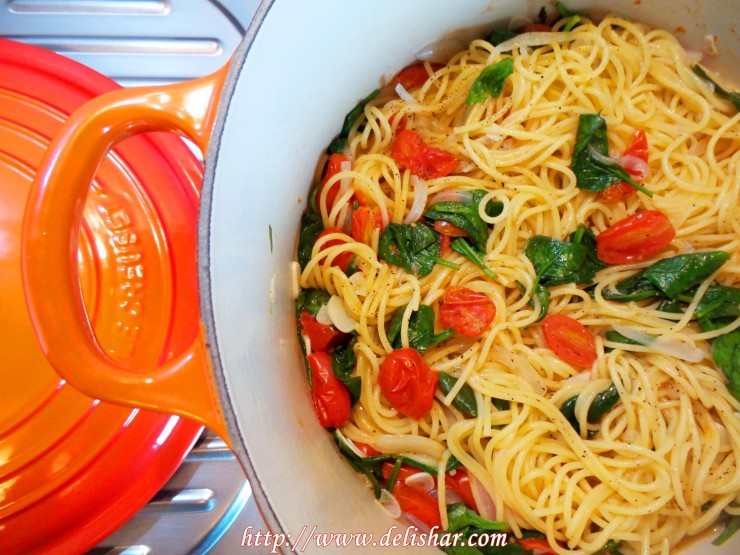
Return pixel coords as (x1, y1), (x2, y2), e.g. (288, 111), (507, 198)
(469, 474), (497, 521)
(494, 32), (574, 56)
(428, 189), (473, 206)
(611, 324), (705, 362)
(327, 295), (358, 333)
(378, 489), (401, 518)
(403, 176), (428, 223)
(395, 82), (418, 104)
(404, 472), (435, 493)
(415, 38), (466, 63)
(588, 145), (649, 180)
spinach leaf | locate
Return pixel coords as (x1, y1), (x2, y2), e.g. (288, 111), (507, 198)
(560, 384), (620, 434)
(447, 503), (509, 533)
(492, 397), (511, 411)
(712, 330), (740, 401)
(378, 222), (440, 277)
(600, 271), (660, 302)
(332, 338), (362, 404)
(571, 114), (652, 197)
(386, 304), (455, 353)
(438, 372), (478, 417)
(328, 89), (380, 153)
(604, 330), (641, 346)
(296, 288), (331, 318)
(691, 282), (740, 320)
(466, 58), (515, 105)
(713, 515), (740, 546)
(523, 227), (605, 287)
(450, 238), (498, 279)
(486, 29), (518, 46)
(333, 431), (382, 498)
(424, 189), (502, 252)
(656, 298), (684, 314)
(693, 65), (740, 112)
(642, 251), (729, 298)
(595, 540), (624, 554)
(297, 211), (324, 269)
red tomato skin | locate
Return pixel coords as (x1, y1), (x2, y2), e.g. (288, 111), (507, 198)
(390, 62), (443, 90)
(542, 315), (597, 368)
(299, 311), (349, 353)
(381, 462), (425, 484)
(439, 286), (496, 338)
(596, 210), (675, 264)
(438, 233), (451, 257)
(355, 442), (380, 457)
(316, 228), (354, 271)
(378, 348), (438, 420)
(446, 468), (478, 511)
(351, 205), (384, 245)
(316, 153), (349, 213)
(516, 537), (559, 554)
(391, 482), (442, 529)
(434, 219), (469, 237)
(599, 130), (648, 204)
(391, 129), (457, 180)
(307, 352), (351, 428)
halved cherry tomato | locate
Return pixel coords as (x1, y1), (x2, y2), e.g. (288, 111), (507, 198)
(439, 286), (496, 338)
(391, 482), (442, 529)
(599, 129), (648, 204)
(391, 129), (457, 180)
(299, 310), (349, 353)
(355, 442), (380, 457)
(596, 210), (675, 264)
(515, 537), (559, 554)
(390, 62), (444, 90)
(434, 219), (468, 237)
(307, 352), (351, 428)
(351, 205), (384, 245)
(542, 314), (597, 368)
(381, 462), (427, 485)
(378, 347), (438, 419)
(316, 228), (354, 272)
(316, 153), (349, 213)
(438, 233), (451, 257)
(446, 468), (477, 511)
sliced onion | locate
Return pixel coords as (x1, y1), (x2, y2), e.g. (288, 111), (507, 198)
(494, 346), (546, 396)
(378, 489), (401, 518)
(403, 176), (428, 223)
(587, 145), (649, 181)
(507, 15), (532, 31)
(611, 324), (705, 362)
(428, 189), (474, 206)
(395, 82), (418, 104)
(704, 34), (719, 57)
(327, 295), (358, 333)
(290, 261), (302, 299)
(415, 38), (466, 63)
(339, 160), (352, 195)
(469, 474), (497, 521)
(404, 472), (436, 493)
(315, 303), (332, 326)
(494, 32), (574, 55)
(348, 272), (368, 296)
(403, 512), (432, 534)
(335, 429), (367, 458)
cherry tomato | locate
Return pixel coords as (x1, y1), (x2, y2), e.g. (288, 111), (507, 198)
(316, 228), (354, 272)
(355, 442), (380, 457)
(438, 233), (451, 257)
(439, 286), (496, 338)
(299, 310), (349, 353)
(351, 205), (384, 245)
(446, 468), (478, 511)
(390, 62), (443, 90)
(542, 314), (597, 368)
(515, 537), (559, 554)
(596, 210), (675, 264)
(378, 347), (438, 419)
(381, 462), (429, 485)
(307, 352), (351, 428)
(434, 219), (468, 237)
(520, 23), (552, 32)
(391, 129), (457, 180)
(316, 153), (349, 213)
(599, 130), (648, 204)
(392, 482), (442, 529)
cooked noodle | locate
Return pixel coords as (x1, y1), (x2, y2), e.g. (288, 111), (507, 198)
(298, 14), (739, 555)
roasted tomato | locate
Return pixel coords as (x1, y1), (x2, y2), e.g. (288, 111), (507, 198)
(391, 129), (457, 180)
(355, 442), (380, 457)
(433, 220), (469, 237)
(316, 153), (349, 213)
(378, 347), (438, 419)
(596, 210), (675, 264)
(515, 537), (560, 554)
(307, 352), (351, 428)
(393, 482), (442, 528)
(542, 314), (597, 368)
(599, 130), (648, 204)
(351, 205), (384, 245)
(316, 228), (354, 272)
(390, 62), (443, 90)
(439, 286), (496, 337)
(299, 310), (349, 353)
(446, 468), (478, 510)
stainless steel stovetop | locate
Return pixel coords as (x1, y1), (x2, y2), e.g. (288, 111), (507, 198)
(0, 1), (270, 553)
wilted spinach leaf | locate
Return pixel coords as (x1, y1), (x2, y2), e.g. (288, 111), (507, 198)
(297, 211), (324, 269)
(450, 237), (497, 279)
(424, 189), (502, 252)
(386, 304), (454, 352)
(328, 89), (380, 153)
(378, 222), (440, 277)
(693, 65), (740, 112)
(466, 58), (515, 105)
(438, 372), (478, 417)
(332, 338), (361, 404)
(642, 251), (729, 298)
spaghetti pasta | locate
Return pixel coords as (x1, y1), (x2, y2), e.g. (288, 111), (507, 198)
(296, 12), (739, 555)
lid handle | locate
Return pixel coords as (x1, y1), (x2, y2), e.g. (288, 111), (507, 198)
(21, 64), (231, 442)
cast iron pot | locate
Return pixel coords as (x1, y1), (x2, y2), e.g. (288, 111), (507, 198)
(21, 0), (739, 553)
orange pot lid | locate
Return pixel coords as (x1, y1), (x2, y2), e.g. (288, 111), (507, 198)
(0, 38), (203, 553)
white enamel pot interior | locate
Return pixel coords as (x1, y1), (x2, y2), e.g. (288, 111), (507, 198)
(200, 1), (738, 553)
